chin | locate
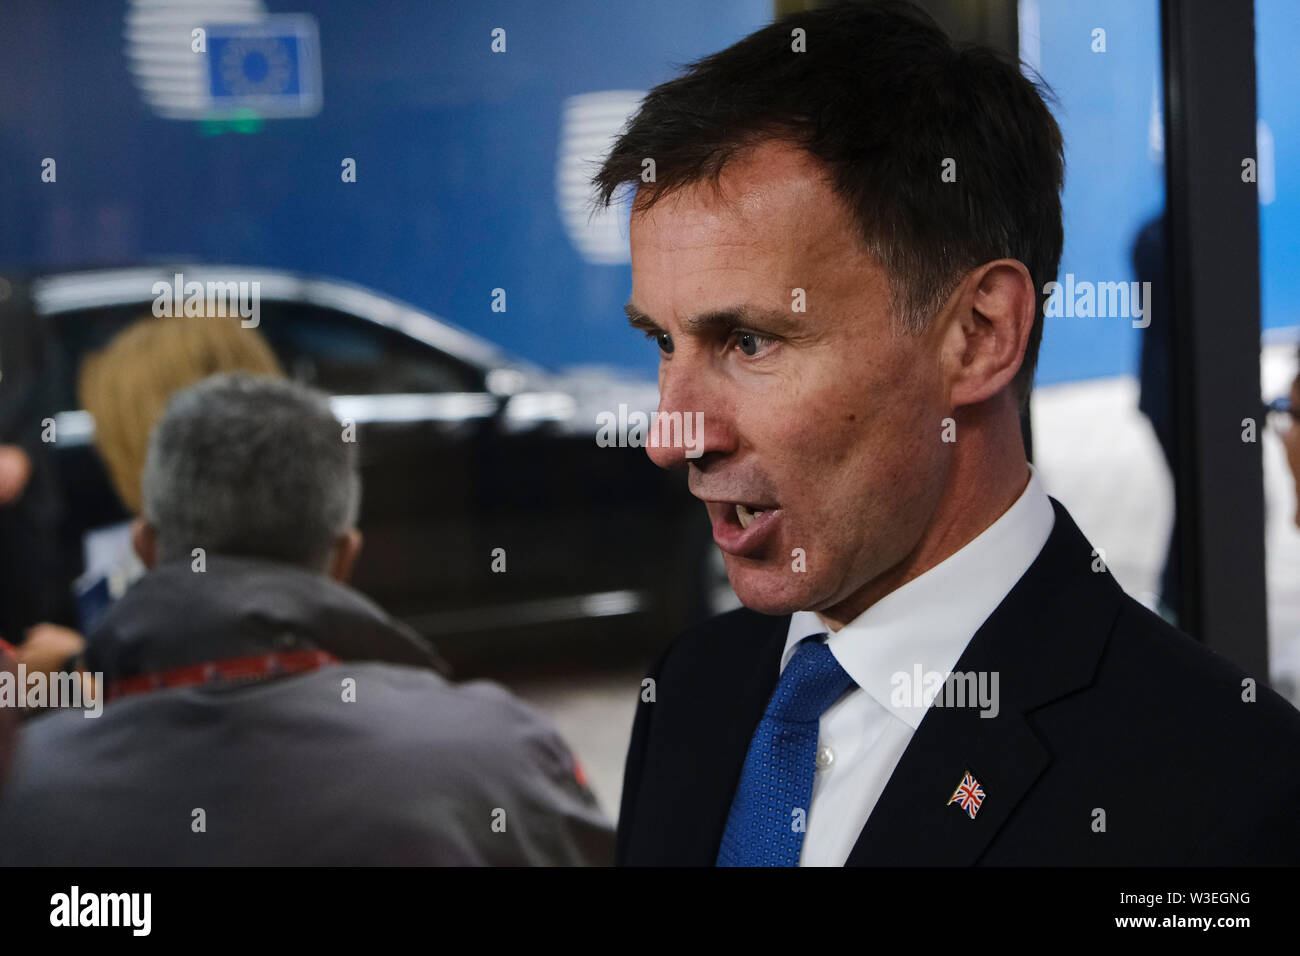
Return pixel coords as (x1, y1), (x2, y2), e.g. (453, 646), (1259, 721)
(725, 560), (821, 616)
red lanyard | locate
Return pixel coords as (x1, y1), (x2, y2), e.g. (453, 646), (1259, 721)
(105, 649), (340, 702)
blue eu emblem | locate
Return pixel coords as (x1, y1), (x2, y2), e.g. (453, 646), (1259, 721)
(205, 15), (321, 117)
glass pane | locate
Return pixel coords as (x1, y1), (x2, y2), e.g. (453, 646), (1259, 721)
(1023, 0), (1174, 623)
(1258, 0), (1300, 706)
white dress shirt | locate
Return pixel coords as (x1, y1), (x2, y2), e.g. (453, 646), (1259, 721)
(783, 463), (1056, 866)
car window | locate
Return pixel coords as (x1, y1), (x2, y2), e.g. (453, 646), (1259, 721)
(256, 303), (485, 395)
(44, 298), (486, 408)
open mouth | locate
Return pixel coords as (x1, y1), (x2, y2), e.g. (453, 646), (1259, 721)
(735, 503), (768, 530)
(706, 498), (783, 557)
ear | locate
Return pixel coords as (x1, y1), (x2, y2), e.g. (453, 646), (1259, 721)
(943, 259), (1036, 408)
(130, 517), (159, 569)
(327, 528), (363, 584)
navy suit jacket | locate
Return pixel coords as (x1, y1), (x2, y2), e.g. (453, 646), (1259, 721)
(617, 499), (1300, 865)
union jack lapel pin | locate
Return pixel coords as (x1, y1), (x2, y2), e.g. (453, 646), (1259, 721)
(947, 771), (986, 819)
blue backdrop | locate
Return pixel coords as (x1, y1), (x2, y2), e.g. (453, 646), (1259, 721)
(0, 0), (1295, 386)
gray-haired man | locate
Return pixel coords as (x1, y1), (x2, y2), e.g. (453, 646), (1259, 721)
(0, 373), (613, 865)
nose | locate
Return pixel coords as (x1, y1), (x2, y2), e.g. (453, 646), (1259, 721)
(648, 352), (736, 471)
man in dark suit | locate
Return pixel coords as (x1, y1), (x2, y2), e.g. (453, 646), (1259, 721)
(592, 0), (1300, 865)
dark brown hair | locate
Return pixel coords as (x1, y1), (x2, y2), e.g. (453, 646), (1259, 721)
(593, 0), (1065, 404)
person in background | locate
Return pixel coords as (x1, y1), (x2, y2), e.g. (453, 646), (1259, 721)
(0, 280), (74, 650)
(1132, 212), (1181, 623)
(72, 312), (286, 633)
(2, 312), (288, 708)
(0, 373), (613, 864)
(79, 312), (285, 519)
(0, 444), (30, 508)
(1275, 350), (1300, 529)
(1263, 353), (1300, 704)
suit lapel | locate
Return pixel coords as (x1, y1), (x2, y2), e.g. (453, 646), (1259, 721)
(845, 498), (1125, 865)
(659, 609), (790, 865)
(843, 694), (1051, 865)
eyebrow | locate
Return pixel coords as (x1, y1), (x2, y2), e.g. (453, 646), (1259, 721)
(624, 303), (803, 337)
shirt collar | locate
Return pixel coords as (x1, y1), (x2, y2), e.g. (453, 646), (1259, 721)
(782, 463), (1055, 729)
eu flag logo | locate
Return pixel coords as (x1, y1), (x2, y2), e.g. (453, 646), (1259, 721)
(205, 15), (321, 117)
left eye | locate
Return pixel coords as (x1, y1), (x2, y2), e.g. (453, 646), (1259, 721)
(731, 331), (773, 357)
(643, 330), (674, 354)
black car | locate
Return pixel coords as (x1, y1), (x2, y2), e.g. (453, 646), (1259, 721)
(5, 265), (733, 674)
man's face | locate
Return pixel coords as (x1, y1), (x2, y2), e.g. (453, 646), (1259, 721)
(627, 141), (955, 620)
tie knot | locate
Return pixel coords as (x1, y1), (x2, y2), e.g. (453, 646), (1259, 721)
(767, 637), (855, 723)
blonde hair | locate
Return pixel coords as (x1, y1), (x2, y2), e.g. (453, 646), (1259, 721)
(78, 314), (285, 514)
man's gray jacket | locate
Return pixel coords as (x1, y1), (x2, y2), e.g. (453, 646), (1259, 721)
(0, 555), (614, 865)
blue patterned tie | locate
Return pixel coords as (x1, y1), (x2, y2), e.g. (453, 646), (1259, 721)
(717, 635), (855, 866)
